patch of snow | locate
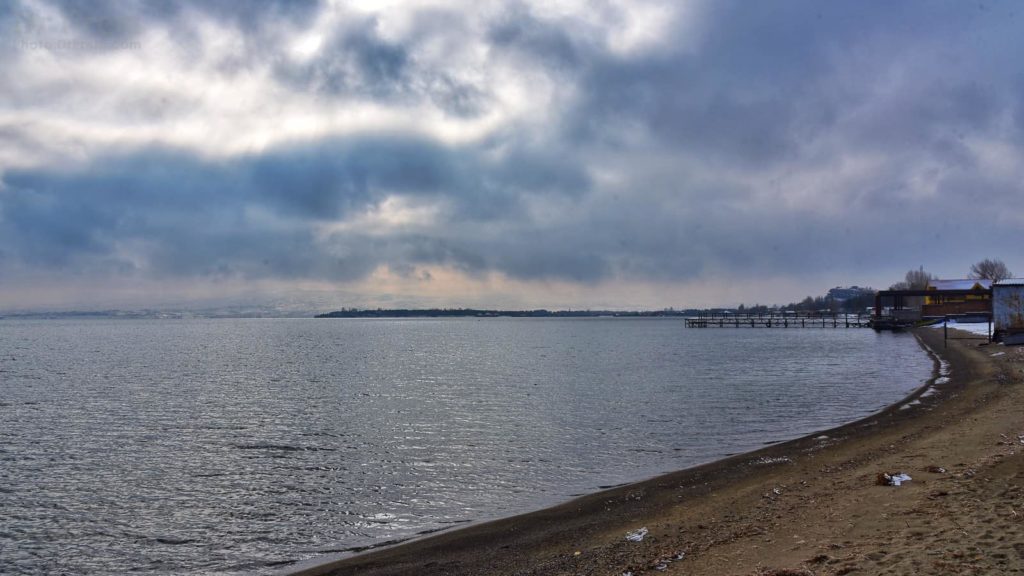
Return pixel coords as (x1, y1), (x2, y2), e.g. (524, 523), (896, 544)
(930, 320), (991, 337)
(939, 359), (951, 377)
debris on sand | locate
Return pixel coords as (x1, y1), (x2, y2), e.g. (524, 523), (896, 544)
(625, 527), (649, 542)
(754, 456), (793, 465)
(876, 472), (912, 486)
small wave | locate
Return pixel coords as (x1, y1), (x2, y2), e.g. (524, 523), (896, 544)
(416, 525), (459, 536)
(154, 537), (197, 545)
(299, 431), (345, 438)
(365, 512), (397, 523)
(232, 444), (336, 452)
(336, 537), (410, 555)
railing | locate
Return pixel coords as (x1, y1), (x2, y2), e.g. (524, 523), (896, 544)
(685, 312), (869, 328)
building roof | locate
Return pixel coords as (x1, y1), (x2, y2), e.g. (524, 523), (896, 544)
(928, 279), (992, 291)
(994, 278), (1024, 286)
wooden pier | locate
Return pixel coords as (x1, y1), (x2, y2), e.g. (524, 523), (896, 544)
(685, 312), (871, 329)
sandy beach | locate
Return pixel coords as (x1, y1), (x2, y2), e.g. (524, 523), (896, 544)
(292, 328), (1024, 576)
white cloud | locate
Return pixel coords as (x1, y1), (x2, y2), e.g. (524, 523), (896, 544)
(0, 1), (542, 166)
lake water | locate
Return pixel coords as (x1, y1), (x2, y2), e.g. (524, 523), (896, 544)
(0, 318), (933, 575)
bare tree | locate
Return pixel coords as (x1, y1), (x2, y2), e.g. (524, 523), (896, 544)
(888, 267), (933, 316)
(969, 258), (1013, 282)
(890, 266), (934, 290)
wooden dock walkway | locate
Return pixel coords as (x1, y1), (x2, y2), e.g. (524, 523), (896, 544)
(685, 312), (870, 329)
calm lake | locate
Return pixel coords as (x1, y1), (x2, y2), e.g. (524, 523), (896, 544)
(0, 318), (933, 575)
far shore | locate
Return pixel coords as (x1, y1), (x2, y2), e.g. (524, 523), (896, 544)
(288, 328), (1024, 576)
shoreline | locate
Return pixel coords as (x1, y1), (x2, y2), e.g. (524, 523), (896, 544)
(288, 328), (1023, 575)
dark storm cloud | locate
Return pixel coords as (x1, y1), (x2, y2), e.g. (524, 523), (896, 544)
(248, 137), (467, 218)
(0, 135), (592, 281)
(551, 0), (1024, 276)
(273, 10), (489, 117)
(567, 1), (1017, 164)
(42, 0), (321, 42)
(275, 15), (410, 98)
(487, 4), (584, 70)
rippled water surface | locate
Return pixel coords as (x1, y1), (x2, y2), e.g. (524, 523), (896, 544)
(0, 318), (933, 574)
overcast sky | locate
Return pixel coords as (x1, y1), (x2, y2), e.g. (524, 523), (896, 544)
(1, 0), (1022, 312)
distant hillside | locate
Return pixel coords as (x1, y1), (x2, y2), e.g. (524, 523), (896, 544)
(314, 308), (695, 318)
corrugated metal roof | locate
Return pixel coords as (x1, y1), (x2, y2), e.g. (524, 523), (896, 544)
(928, 279), (991, 290)
(994, 278), (1024, 286)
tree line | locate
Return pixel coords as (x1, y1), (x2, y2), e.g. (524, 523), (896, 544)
(889, 258), (1013, 290)
(736, 292), (876, 315)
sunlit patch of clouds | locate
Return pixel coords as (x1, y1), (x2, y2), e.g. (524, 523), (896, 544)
(966, 137), (1024, 184)
(289, 31), (324, 60)
(318, 195), (447, 238)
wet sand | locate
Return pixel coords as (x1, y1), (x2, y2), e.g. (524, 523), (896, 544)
(291, 328), (1024, 575)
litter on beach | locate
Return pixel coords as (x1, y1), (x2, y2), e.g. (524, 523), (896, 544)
(754, 456), (792, 465)
(876, 472), (912, 486)
(891, 473), (912, 485)
(625, 527), (649, 542)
